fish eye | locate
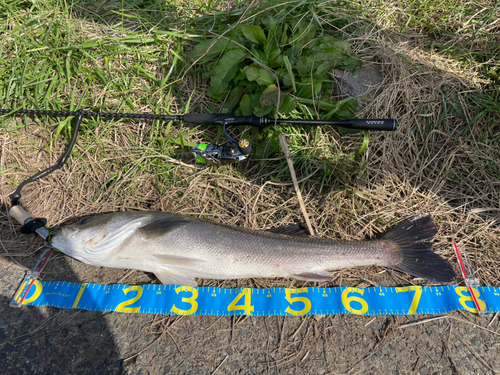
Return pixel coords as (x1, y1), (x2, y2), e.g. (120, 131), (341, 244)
(80, 217), (91, 225)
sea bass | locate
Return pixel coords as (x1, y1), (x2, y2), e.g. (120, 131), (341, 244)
(50, 212), (456, 286)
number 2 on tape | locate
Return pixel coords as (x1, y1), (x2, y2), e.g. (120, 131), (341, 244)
(115, 286), (143, 313)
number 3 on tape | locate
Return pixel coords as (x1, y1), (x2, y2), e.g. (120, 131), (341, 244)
(171, 286), (198, 315)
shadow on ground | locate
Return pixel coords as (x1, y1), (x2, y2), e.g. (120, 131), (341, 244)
(0, 210), (124, 374)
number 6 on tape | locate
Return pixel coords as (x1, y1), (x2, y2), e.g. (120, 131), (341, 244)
(342, 287), (369, 315)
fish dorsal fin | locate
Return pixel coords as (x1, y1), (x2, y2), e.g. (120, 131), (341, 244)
(153, 254), (205, 266)
(290, 270), (333, 282)
(266, 223), (310, 237)
(139, 217), (191, 240)
(154, 269), (197, 286)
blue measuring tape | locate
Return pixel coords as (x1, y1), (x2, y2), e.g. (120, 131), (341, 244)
(12, 279), (500, 316)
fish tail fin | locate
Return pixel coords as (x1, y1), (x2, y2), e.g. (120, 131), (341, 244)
(379, 215), (456, 283)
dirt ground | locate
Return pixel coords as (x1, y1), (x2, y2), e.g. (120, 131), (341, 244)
(1, 232), (500, 375)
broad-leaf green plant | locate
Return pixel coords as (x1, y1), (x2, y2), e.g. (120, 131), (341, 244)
(188, 17), (361, 119)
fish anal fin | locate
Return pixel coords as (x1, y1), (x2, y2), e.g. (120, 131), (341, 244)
(140, 217), (190, 240)
(154, 269), (197, 286)
(267, 223), (310, 237)
(291, 270), (332, 282)
(153, 254), (205, 266)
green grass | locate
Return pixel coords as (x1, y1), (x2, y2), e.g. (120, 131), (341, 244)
(0, 0), (498, 205)
(0, 0), (370, 193)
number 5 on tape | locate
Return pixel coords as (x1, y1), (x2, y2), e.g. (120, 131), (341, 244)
(285, 288), (311, 316)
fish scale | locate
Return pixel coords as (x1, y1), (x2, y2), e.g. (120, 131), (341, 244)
(51, 212), (456, 286)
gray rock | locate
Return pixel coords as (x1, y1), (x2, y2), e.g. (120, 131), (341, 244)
(333, 64), (384, 108)
(25, 346), (37, 360)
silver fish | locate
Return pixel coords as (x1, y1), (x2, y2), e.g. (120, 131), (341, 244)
(50, 212), (456, 286)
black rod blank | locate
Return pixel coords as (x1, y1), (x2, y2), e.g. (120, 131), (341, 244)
(1, 109), (397, 131)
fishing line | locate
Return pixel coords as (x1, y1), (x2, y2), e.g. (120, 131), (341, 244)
(8, 110), (85, 206)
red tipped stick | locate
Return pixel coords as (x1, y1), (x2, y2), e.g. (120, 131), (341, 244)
(17, 250), (53, 305)
(453, 242), (481, 312)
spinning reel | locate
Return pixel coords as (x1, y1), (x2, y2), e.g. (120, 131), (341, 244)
(192, 119), (252, 163)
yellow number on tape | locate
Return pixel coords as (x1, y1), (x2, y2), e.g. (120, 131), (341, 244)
(15, 280), (43, 305)
(228, 288), (254, 315)
(115, 286), (143, 313)
(285, 288), (311, 316)
(341, 287), (369, 315)
(171, 286), (199, 315)
(396, 286), (422, 314)
(455, 287), (487, 313)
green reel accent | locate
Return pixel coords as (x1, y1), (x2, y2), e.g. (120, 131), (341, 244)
(194, 143), (208, 163)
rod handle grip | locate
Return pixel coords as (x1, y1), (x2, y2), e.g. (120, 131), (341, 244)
(9, 205), (32, 225)
(348, 119), (397, 131)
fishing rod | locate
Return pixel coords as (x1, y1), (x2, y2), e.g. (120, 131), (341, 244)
(1, 107), (397, 164)
(2, 107), (397, 208)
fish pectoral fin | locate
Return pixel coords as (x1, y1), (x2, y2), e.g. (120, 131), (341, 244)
(154, 269), (197, 286)
(266, 223), (310, 237)
(153, 254), (205, 266)
(291, 270), (333, 282)
(139, 217), (191, 240)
